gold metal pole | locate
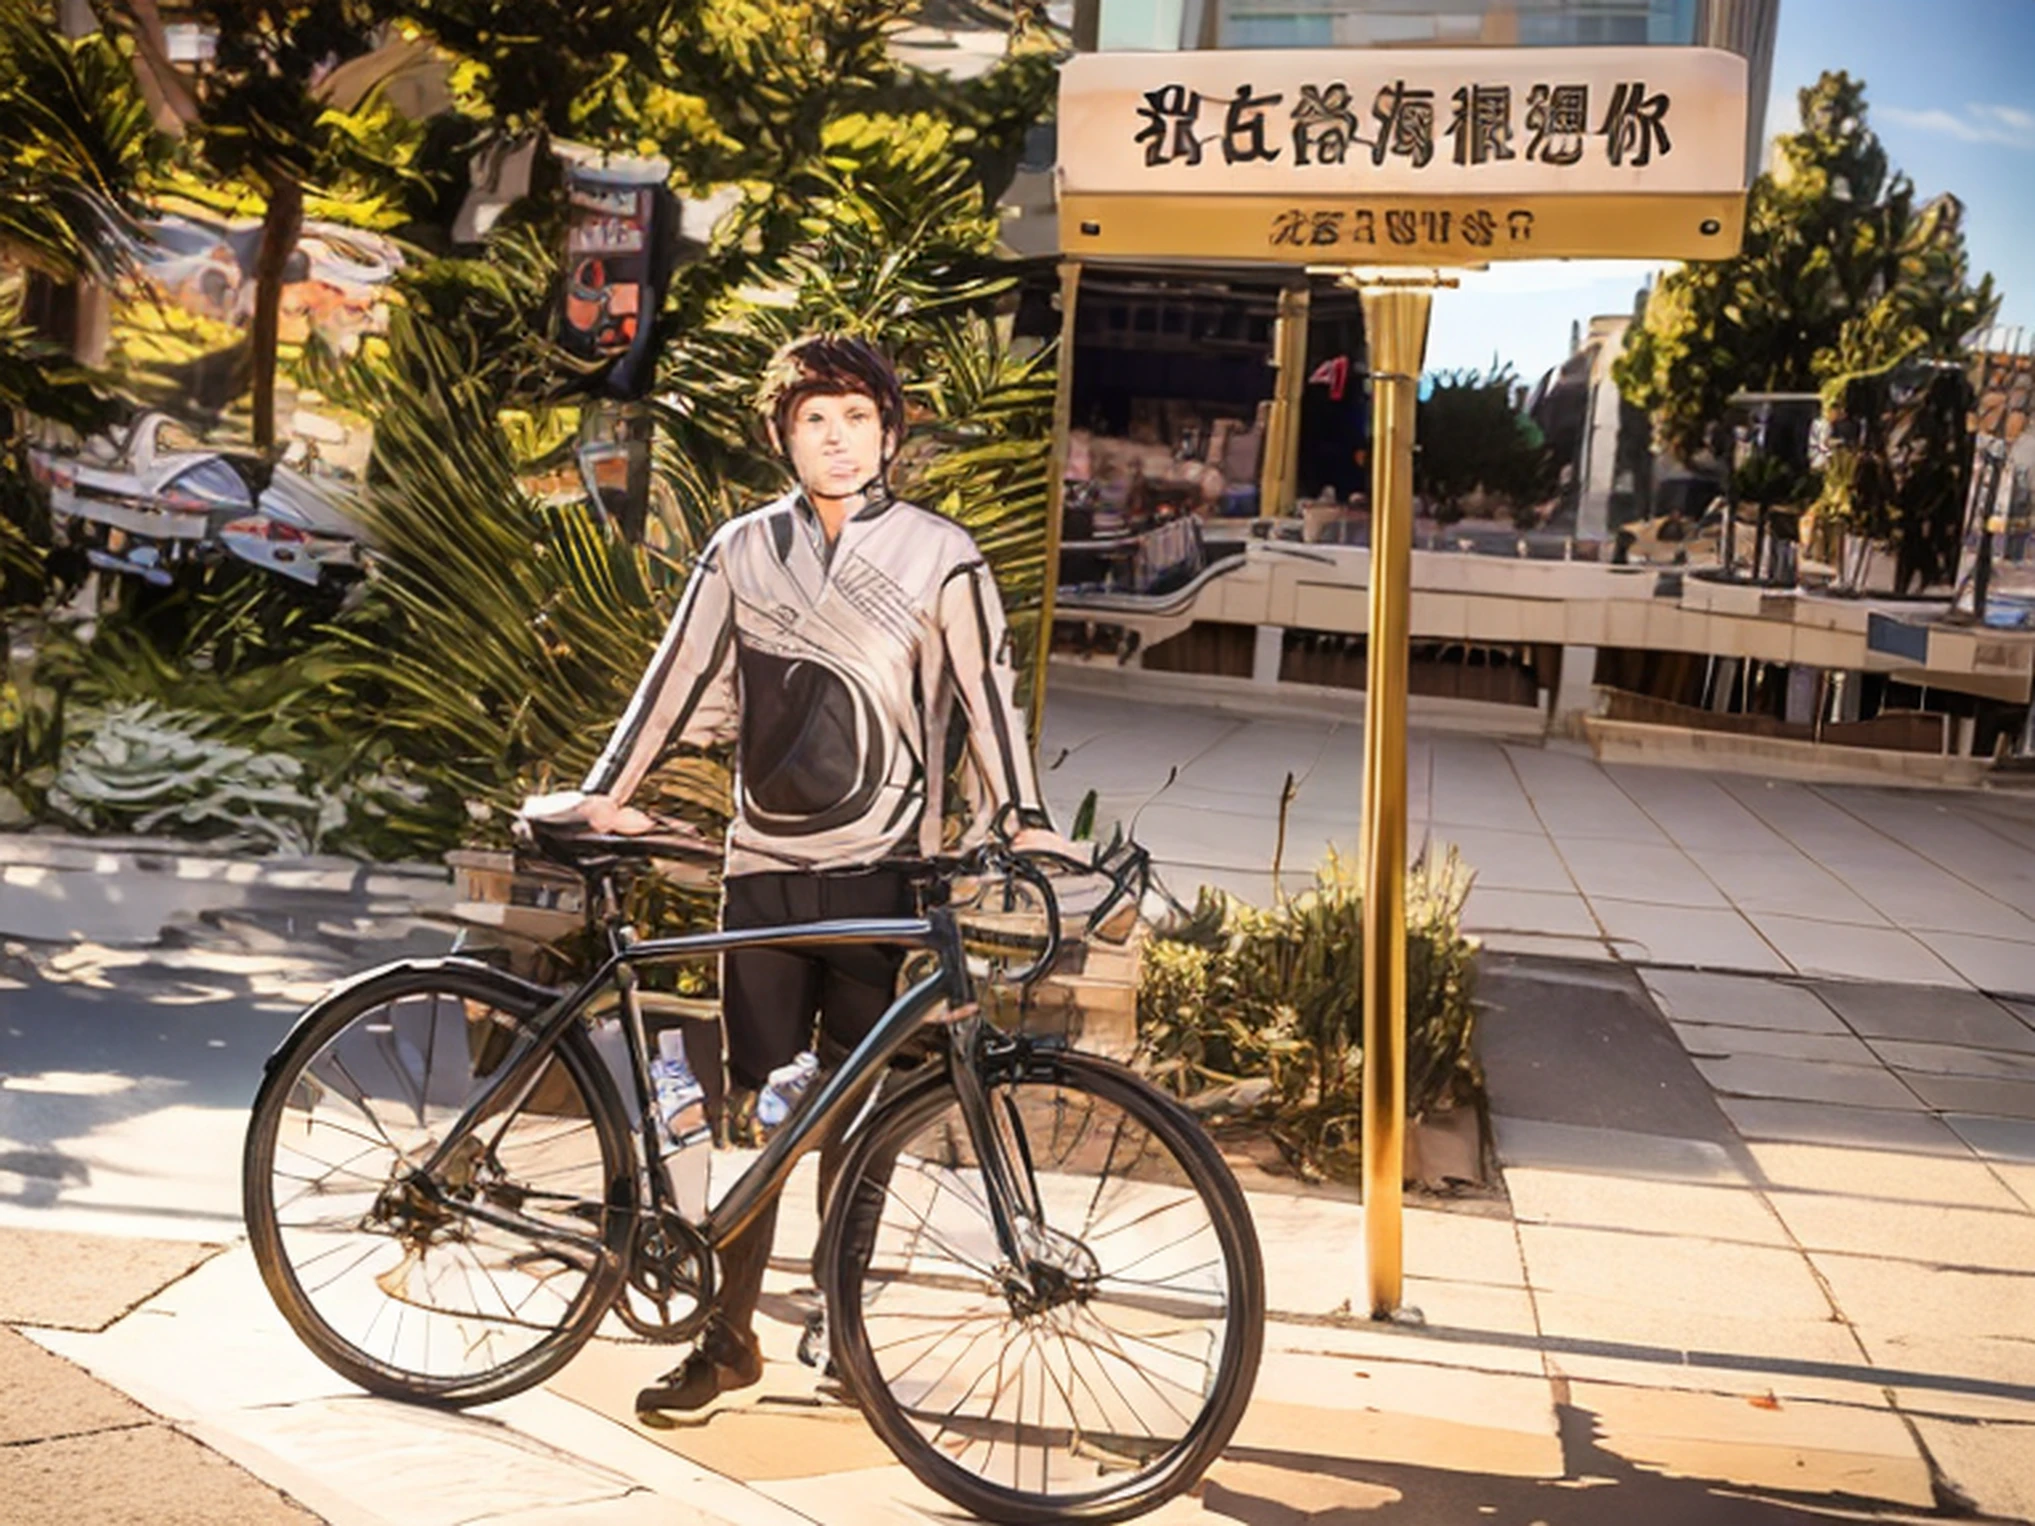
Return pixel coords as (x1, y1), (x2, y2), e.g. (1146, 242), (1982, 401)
(1030, 259), (1082, 747)
(1354, 275), (1434, 1320)
(1259, 285), (1311, 524)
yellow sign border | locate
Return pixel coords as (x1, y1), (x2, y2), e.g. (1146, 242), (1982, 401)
(1060, 190), (1746, 264)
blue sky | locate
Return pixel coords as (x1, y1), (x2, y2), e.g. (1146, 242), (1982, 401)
(1423, 0), (2035, 382)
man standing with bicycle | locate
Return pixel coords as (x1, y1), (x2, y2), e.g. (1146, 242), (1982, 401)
(525, 334), (1078, 1412)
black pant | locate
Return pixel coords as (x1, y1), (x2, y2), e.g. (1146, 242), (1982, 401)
(711, 868), (913, 1348)
(721, 868), (913, 1088)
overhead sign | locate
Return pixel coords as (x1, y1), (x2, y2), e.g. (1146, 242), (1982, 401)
(1058, 46), (1750, 263)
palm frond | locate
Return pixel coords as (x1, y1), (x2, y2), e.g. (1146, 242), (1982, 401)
(0, 9), (163, 280)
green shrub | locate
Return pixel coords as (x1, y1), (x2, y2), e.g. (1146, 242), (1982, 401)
(1137, 846), (1480, 1183)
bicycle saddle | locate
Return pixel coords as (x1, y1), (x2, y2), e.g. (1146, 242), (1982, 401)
(518, 815), (720, 868)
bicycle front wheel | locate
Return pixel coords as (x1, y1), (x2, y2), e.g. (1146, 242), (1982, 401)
(243, 962), (634, 1406)
(823, 1048), (1264, 1524)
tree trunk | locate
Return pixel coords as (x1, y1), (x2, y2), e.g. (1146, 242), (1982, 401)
(249, 175), (304, 458)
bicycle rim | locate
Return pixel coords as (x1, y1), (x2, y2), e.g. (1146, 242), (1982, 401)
(826, 1052), (1263, 1523)
(245, 970), (631, 1404)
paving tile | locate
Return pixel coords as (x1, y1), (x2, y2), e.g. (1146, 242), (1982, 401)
(1567, 1379), (1932, 1510)
(1462, 886), (1600, 937)
(1866, 1038), (2035, 1084)
(1256, 1336), (1557, 1435)
(1588, 901), (1787, 973)
(1530, 1294), (1862, 1379)
(1686, 848), (1889, 924)
(0, 1423), (319, 1525)
(1671, 1023), (1880, 1066)
(1430, 787), (1549, 832)
(1990, 1160), (2035, 1213)
(1852, 880), (2035, 942)
(754, 1466), (969, 1526)
(1506, 756), (1668, 843)
(1127, 801), (1285, 871)
(1556, 839), (1728, 908)
(1809, 1251), (2035, 1340)
(1226, 1390), (1564, 1481)
(1718, 1098), (1973, 1155)
(0, 1326), (140, 1445)
(1745, 1141), (2028, 1211)
(1745, 914), (1967, 987)
(1762, 1192), (2035, 1273)
(1515, 1223), (1832, 1321)
(1901, 1072), (2035, 1120)
(1945, 1114), (2035, 1162)
(1855, 1328), (2035, 1423)
(1426, 827), (1576, 893)
(1504, 1167), (1789, 1245)
(1247, 1194), (1528, 1313)
(1490, 1118), (1744, 1183)
(1717, 778), (1895, 860)
(1691, 1055), (1924, 1110)
(1518, 795), (1668, 844)
(1479, 930), (1617, 962)
(1185, 719), (1333, 785)
(1394, 1276), (1544, 1347)
(1813, 983), (2035, 1051)
(1912, 930), (2035, 998)
(0, 1229), (222, 1332)
(1605, 766), (1793, 853)
(1639, 971), (1846, 1033)
(1907, 1413), (2035, 1521)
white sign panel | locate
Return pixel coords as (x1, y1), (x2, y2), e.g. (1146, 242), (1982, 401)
(1058, 46), (1749, 199)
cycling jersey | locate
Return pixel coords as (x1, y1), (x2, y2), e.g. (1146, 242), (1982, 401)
(584, 487), (1047, 876)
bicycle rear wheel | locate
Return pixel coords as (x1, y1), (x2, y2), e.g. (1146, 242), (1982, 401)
(822, 1047), (1264, 1524)
(243, 963), (633, 1405)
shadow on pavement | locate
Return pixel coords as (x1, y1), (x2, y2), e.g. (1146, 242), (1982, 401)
(1206, 1403), (1957, 1524)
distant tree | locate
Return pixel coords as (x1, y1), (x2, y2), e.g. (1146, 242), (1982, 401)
(1, 10), (166, 609)
(1416, 364), (1553, 524)
(1615, 71), (1995, 466)
(107, 0), (416, 454)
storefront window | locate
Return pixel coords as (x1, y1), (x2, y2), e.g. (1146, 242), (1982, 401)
(1097, 0), (1190, 50)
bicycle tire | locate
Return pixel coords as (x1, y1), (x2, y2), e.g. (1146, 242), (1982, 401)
(243, 960), (634, 1406)
(821, 1047), (1264, 1524)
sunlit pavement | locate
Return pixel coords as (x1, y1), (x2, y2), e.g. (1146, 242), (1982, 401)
(4, 693), (2034, 1523)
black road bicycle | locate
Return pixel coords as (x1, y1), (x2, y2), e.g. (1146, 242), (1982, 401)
(242, 822), (1265, 1524)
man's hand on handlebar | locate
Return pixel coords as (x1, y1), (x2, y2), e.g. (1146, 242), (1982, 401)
(518, 790), (661, 837)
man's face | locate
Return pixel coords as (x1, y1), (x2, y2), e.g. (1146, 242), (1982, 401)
(784, 390), (888, 504)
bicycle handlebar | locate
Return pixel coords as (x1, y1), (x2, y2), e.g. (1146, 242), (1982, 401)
(516, 810), (1149, 989)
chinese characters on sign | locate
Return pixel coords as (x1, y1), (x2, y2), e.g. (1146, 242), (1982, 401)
(1135, 77), (1675, 173)
(1267, 205), (1534, 251)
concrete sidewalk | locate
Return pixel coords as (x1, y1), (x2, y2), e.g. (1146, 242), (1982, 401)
(8, 959), (2033, 1523)
(5, 688), (2035, 1522)
(1039, 678), (2035, 994)
(0, 1230), (316, 1524)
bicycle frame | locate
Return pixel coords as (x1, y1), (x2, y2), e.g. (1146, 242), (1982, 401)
(411, 892), (1041, 1281)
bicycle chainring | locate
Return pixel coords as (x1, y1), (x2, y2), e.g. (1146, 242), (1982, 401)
(612, 1208), (715, 1343)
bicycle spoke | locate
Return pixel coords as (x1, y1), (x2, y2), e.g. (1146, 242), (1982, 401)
(250, 982), (624, 1399)
(323, 1052), (403, 1154)
(878, 1177), (1003, 1282)
(836, 1058), (1256, 1515)
(1082, 1190), (1203, 1250)
(303, 1239), (388, 1298)
(1093, 1219), (1219, 1283)
(1080, 1111), (1135, 1242)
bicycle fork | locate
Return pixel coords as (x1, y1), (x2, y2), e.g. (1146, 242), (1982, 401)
(947, 1022), (1093, 1318)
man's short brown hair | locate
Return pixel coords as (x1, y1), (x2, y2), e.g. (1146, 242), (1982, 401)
(756, 334), (907, 451)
